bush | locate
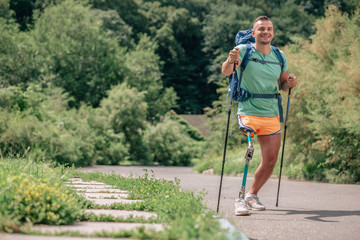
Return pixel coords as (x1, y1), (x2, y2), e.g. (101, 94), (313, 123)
(96, 83), (150, 163)
(144, 119), (198, 166)
(284, 6), (360, 183)
(0, 85), (94, 167)
(0, 158), (86, 232)
(89, 107), (129, 165)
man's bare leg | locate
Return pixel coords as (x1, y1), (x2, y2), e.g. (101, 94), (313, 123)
(249, 134), (281, 195)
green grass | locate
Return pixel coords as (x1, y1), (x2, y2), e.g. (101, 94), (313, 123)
(76, 170), (241, 239)
(195, 141), (263, 175)
(0, 158), (245, 239)
(194, 138), (292, 178)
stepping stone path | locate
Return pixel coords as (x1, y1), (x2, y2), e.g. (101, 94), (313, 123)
(2, 177), (163, 240)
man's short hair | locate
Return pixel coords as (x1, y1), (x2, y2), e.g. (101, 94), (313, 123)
(253, 16), (271, 27)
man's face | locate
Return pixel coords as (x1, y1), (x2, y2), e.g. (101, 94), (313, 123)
(252, 20), (274, 45)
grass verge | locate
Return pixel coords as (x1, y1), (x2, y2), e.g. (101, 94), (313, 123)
(0, 157), (245, 239)
(76, 170), (241, 239)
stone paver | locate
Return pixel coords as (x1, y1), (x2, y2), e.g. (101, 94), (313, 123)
(30, 222), (164, 234)
(65, 181), (107, 185)
(86, 198), (142, 205)
(71, 183), (141, 205)
(79, 192), (129, 199)
(74, 188), (127, 193)
(67, 184), (114, 189)
(85, 209), (157, 219)
(0, 233), (124, 240)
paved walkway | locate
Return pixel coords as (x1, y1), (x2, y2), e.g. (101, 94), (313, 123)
(79, 166), (360, 240)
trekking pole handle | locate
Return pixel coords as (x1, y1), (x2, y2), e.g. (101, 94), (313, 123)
(231, 63), (237, 79)
(285, 88), (292, 125)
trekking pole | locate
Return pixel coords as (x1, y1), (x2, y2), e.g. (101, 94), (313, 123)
(217, 63), (237, 213)
(276, 87), (292, 207)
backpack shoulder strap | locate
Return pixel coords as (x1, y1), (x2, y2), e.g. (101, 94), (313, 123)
(237, 43), (253, 91)
(271, 45), (284, 90)
(271, 46), (284, 71)
(240, 43), (253, 72)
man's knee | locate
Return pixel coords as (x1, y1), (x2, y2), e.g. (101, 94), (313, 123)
(262, 156), (278, 168)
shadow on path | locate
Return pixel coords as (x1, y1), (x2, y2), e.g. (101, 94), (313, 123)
(270, 209), (360, 222)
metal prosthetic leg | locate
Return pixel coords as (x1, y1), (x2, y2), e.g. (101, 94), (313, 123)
(239, 131), (254, 199)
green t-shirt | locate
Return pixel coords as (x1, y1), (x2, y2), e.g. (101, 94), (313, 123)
(236, 44), (288, 117)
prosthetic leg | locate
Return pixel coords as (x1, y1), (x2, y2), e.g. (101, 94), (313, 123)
(235, 130), (255, 216)
(239, 131), (254, 199)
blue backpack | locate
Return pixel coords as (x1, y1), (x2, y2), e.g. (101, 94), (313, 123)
(228, 29), (285, 122)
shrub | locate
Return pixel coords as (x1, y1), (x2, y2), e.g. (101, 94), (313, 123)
(144, 119), (198, 166)
(96, 83), (150, 163)
(284, 6), (360, 183)
(0, 85), (94, 167)
(5, 176), (82, 225)
(0, 158), (86, 232)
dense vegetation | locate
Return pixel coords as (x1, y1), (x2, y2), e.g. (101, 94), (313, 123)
(1, 0), (359, 183)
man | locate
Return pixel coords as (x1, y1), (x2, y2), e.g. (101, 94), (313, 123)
(221, 16), (297, 216)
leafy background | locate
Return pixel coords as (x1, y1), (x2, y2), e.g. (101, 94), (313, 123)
(0, 0), (359, 183)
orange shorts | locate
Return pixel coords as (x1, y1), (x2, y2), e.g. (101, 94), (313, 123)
(237, 115), (281, 136)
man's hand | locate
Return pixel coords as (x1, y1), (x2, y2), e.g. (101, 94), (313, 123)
(287, 73), (297, 88)
(227, 47), (241, 65)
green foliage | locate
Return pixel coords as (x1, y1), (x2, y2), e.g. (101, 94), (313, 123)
(295, 0), (360, 16)
(284, 6), (360, 183)
(0, 0), (14, 20)
(31, 0), (127, 107)
(124, 34), (178, 122)
(91, 8), (134, 48)
(0, 85), (94, 167)
(168, 111), (205, 141)
(89, 0), (148, 36)
(0, 19), (41, 87)
(0, 158), (86, 232)
(139, 0), (216, 113)
(144, 118), (198, 166)
(271, 1), (315, 46)
(96, 83), (150, 163)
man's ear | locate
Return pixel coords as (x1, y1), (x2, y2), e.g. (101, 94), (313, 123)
(251, 29), (255, 37)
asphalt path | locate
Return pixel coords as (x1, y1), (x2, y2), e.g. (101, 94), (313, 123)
(79, 165), (360, 240)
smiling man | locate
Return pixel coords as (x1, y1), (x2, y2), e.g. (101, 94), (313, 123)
(221, 16), (298, 216)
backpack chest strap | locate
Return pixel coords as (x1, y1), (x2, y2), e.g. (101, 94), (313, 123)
(244, 92), (281, 99)
(248, 57), (282, 66)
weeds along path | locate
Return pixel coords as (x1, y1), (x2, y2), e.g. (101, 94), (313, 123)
(79, 165), (360, 240)
(1, 177), (163, 240)
(1, 163), (240, 240)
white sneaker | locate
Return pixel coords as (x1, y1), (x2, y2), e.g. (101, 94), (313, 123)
(245, 193), (266, 211)
(235, 198), (250, 216)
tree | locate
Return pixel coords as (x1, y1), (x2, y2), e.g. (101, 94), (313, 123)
(89, 0), (148, 38)
(0, 0), (14, 21)
(124, 34), (177, 122)
(0, 19), (41, 87)
(271, 1), (315, 46)
(138, 1), (218, 113)
(31, 0), (127, 107)
(202, 2), (263, 87)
